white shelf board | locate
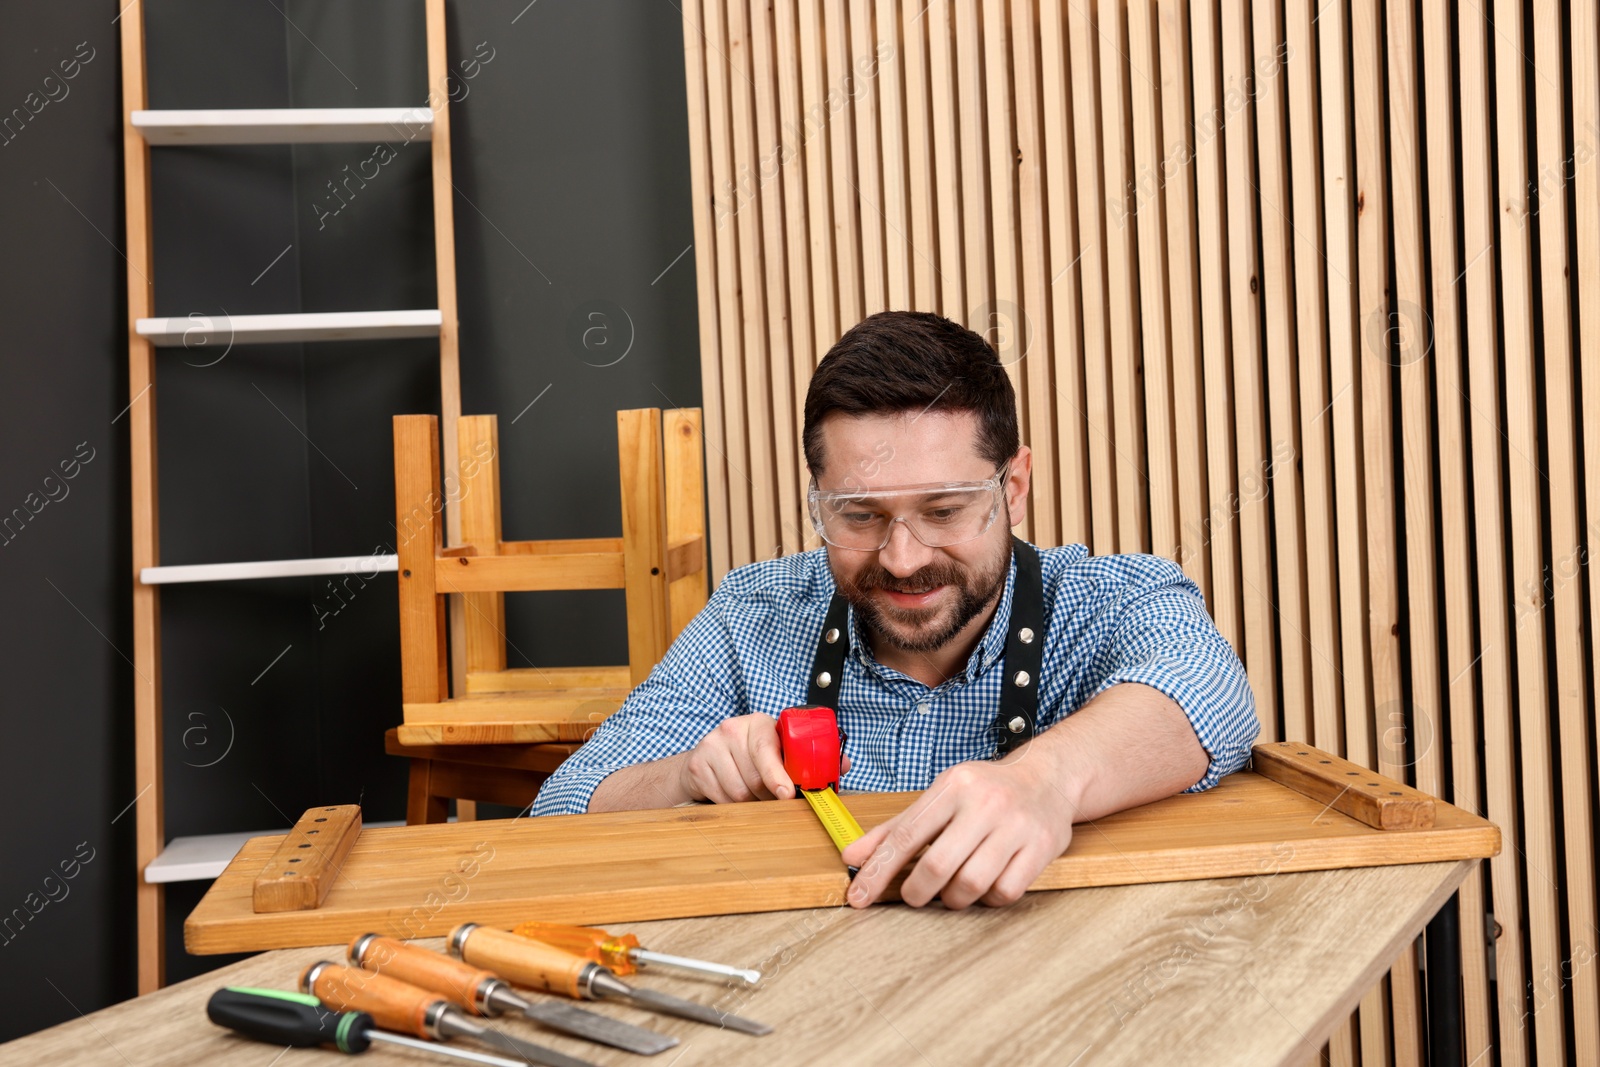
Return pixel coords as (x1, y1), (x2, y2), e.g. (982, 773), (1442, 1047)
(136, 309), (442, 346)
(142, 554), (399, 586)
(132, 107), (433, 145)
(144, 820), (406, 884)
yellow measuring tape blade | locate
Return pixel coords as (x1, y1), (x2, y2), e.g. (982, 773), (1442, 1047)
(801, 787), (864, 853)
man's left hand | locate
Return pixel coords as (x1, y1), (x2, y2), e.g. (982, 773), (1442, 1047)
(839, 751), (1078, 910)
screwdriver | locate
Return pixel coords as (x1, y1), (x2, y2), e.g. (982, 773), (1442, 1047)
(302, 960), (599, 1067)
(451, 923), (773, 1037)
(349, 932), (678, 1055)
(206, 986), (529, 1067)
(512, 921), (761, 985)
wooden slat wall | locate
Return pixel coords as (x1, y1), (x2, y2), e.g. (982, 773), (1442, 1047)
(679, 1), (1600, 1063)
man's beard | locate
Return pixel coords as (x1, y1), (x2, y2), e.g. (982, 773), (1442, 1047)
(833, 541), (1011, 654)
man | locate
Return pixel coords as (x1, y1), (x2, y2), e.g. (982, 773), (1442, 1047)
(532, 311), (1259, 911)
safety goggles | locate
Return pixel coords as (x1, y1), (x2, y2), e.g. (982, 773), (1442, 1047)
(807, 463), (1010, 551)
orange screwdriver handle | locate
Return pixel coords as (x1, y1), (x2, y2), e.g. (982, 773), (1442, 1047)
(512, 922), (641, 976)
(451, 923), (591, 999)
(301, 961), (437, 1038)
(350, 933), (498, 1016)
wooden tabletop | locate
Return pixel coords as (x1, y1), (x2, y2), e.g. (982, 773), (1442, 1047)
(5, 859), (1474, 1067)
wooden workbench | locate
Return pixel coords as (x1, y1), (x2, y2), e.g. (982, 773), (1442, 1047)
(3, 859), (1476, 1065)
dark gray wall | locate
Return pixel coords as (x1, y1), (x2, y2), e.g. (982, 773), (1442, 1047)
(0, 0), (699, 1041)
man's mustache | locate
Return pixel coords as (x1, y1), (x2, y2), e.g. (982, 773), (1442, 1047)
(849, 563), (965, 595)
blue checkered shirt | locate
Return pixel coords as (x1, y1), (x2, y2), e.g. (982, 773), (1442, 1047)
(531, 542), (1260, 815)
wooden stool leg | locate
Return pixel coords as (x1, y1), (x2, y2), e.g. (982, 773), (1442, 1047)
(406, 758), (449, 825)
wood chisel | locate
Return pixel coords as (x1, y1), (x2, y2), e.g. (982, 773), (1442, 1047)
(778, 705), (865, 874)
(511, 922), (761, 984)
(207, 986), (531, 1067)
(302, 960), (600, 1067)
(450, 923), (774, 1036)
(349, 933), (678, 1055)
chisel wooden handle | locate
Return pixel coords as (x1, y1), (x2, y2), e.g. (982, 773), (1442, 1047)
(301, 961), (436, 1038)
(350, 934), (496, 1016)
(451, 923), (590, 999)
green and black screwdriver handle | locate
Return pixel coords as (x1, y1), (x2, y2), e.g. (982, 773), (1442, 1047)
(206, 984), (573, 1067)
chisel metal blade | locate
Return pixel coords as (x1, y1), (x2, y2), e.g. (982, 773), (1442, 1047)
(520, 1000), (679, 1055)
(461, 1024), (601, 1067)
(620, 986), (774, 1037)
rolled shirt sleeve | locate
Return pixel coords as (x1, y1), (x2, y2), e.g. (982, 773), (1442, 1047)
(1085, 556), (1260, 790)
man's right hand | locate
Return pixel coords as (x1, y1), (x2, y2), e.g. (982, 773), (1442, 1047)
(589, 713), (852, 811)
(680, 713), (795, 803)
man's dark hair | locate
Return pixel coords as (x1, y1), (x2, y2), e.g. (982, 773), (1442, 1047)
(802, 311), (1019, 475)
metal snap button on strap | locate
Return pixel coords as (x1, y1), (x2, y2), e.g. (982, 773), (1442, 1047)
(1007, 716), (1028, 733)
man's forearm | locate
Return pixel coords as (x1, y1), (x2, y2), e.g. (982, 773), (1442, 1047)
(585, 752), (693, 813)
(1007, 681), (1212, 822)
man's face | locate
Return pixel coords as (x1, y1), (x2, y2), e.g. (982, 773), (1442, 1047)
(812, 410), (1031, 655)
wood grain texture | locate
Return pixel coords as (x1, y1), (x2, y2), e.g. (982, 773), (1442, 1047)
(120, 0), (164, 993)
(185, 765), (1498, 955)
(16, 861), (1476, 1067)
(457, 416), (506, 674)
(252, 806), (362, 913)
(1252, 743), (1433, 830)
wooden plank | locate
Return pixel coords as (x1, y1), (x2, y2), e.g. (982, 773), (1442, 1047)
(665, 536), (706, 583)
(1352, 0), (1413, 1055)
(132, 107), (433, 144)
(1318, 0), (1369, 1055)
(394, 416), (448, 707)
(1316, 0), (1372, 770)
(1577, 14), (1600, 1049)
(1127, 0), (1178, 568)
(1010, 0), (1057, 548)
(1417, 1), (1492, 1055)
(617, 409), (671, 685)
(252, 806), (362, 913)
(1039, 0), (1091, 549)
(1250, 0), (1310, 743)
(22, 863), (1482, 1067)
(120, 0), (164, 995)
(1252, 742), (1434, 831)
(1097, 0), (1148, 553)
(1184, 0), (1241, 650)
(901, 0), (939, 310)
(399, 694), (629, 741)
(1531, 1), (1599, 1056)
(1491, 0), (1567, 1059)
(1284, 0), (1342, 756)
(1217, 0), (1276, 736)
(465, 666), (632, 694)
(727, 0), (781, 563)
(798, 0), (841, 351)
(679, 0), (733, 584)
(498, 536), (622, 556)
(456, 416), (505, 675)
(748, 0), (801, 560)
(926, 0), (965, 316)
(663, 409), (710, 639)
(1066, 0), (1119, 554)
(424, 0), (462, 550)
(185, 763), (1500, 954)
(135, 309), (442, 345)
(850, 0), (888, 313)
(774, 0), (819, 545)
(1154, 0), (1210, 600)
(1456, 4), (1530, 1057)
(702, 0), (755, 566)
(955, 0), (991, 332)
(826, 0), (865, 327)
(980, 0), (1030, 541)
(433, 553), (625, 593)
